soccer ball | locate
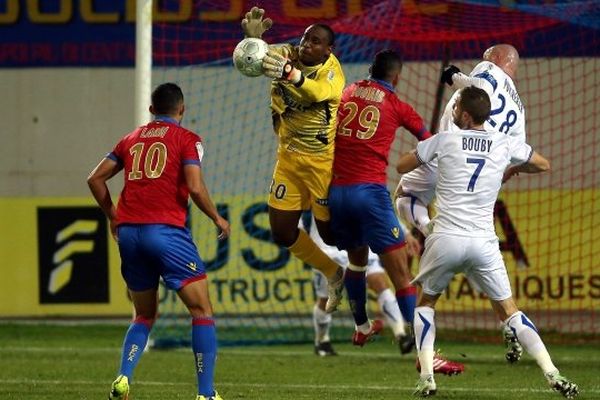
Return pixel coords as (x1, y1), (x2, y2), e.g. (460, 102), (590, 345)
(232, 38), (269, 77)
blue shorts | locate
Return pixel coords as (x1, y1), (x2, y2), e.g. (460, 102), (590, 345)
(117, 224), (206, 291)
(328, 183), (405, 254)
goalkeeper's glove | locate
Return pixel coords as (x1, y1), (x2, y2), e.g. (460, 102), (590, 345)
(441, 65), (461, 86)
(262, 49), (302, 84)
(241, 7), (273, 39)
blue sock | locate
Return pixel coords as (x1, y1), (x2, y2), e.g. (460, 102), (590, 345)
(118, 317), (152, 380)
(192, 318), (217, 397)
(344, 269), (368, 326)
(396, 286), (417, 324)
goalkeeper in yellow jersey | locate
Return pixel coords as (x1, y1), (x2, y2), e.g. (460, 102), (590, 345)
(241, 7), (346, 312)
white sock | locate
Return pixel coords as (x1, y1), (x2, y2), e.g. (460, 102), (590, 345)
(505, 311), (557, 374)
(356, 321), (371, 335)
(377, 288), (405, 337)
(348, 263), (367, 272)
(396, 196), (431, 236)
(414, 306), (436, 377)
(313, 304), (332, 344)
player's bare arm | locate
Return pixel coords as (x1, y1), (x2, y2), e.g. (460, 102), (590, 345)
(87, 157), (122, 239)
(184, 164), (231, 239)
(404, 229), (422, 257)
(396, 150), (422, 174)
(503, 151), (550, 182)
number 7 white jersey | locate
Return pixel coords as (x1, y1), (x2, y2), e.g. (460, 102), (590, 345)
(399, 61), (526, 204)
(415, 129), (532, 236)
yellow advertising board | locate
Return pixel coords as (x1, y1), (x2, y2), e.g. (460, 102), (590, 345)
(0, 198), (128, 316)
(0, 191), (598, 317)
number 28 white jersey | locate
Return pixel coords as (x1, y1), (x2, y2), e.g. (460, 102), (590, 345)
(415, 129), (532, 236)
(399, 61), (526, 203)
(439, 61), (526, 142)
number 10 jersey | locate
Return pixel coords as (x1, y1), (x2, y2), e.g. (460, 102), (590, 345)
(108, 119), (203, 228)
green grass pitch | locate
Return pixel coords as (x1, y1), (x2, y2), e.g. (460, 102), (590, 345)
(0, 323), (598, 399)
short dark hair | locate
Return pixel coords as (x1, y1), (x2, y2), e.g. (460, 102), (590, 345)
(369, 50), (403, 80)
(459, 86), (491, 124)
(313, 23), (335, 46)
(151, 83), (184, 115)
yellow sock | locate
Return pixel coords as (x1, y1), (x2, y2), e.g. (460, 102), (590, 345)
(289, 230), (339, 279)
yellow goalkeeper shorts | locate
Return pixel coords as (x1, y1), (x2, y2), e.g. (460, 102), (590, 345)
(268, 149), (333, 221)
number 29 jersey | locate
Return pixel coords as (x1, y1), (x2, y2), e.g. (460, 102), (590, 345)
(332, 79), (430, 185)
(107, 119), (203, 228)
(416, 129), (532, 236)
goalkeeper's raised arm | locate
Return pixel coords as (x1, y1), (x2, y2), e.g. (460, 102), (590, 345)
(262, 42), (344, 103)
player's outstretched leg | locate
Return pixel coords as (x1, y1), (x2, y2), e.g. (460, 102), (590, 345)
(504, 310), (579, 398)
(413, 306), (436, 389)
(378, 247), (417, 328)
(283, 227), (344, 313)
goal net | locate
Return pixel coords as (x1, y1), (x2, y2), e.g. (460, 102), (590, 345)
(150, 0), (600, 347)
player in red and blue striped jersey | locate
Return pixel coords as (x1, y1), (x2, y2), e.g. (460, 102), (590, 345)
(87, 83), (229, 400)
(330, 49), (428, 339)
(328, 49), (464, 375)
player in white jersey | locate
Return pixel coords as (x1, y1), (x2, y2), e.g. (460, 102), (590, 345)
(397, 86), (579, 399)
(396, 44), (525, 363)
(302, 214), (420, 356)
(396, 44), (524, 237)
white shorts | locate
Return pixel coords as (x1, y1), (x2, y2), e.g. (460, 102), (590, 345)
(313, 250), (384, 298)
(398, 162), (438, 205)
(412, 233), (512, 301)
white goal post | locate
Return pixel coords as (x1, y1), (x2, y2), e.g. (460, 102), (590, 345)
(135, 0), (152, 126)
